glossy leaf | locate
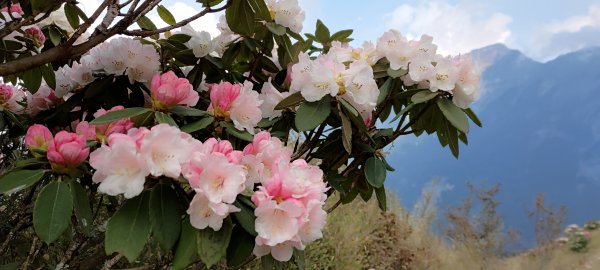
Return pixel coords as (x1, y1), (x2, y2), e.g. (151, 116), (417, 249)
(340, 111), (353, 154)
(0, 169), (45, 195)
(91, 107), (151, 124)
(233, 200), (257, 236)
(464, 107), (482, 127)
(150, 184), (182, 251)
(69, 181), (93, 234)
(173, 218), (199, 270)
(64, 3), (80, 29)
(221, 121), (254, 141)
(226, 225), (255, 267)
(266, 22), (286, 36)
(155, 111), (178, 127)
(375, 186), (387, 211)
(33, 182), (73, 244)
(197, 218), (233, 268)
(364, 157), (386, 188)
(437, 98), (469, 133)
(411, 91), (438, 104)
(169, 106), (208, 117)
(105, 192), (151, 262)
(157, 5), (176, 26)
(225, 0), (255, 35)
(315, 19), (330, 43)
(274, 91), (304, 110)
(295, 96), (331, 131)
(181, 116), (215, 133)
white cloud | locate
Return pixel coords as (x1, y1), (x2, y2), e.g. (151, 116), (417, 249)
(385, 2), (512, 55)
(528, 5), (600, 61)
(147, 2), (220, 36)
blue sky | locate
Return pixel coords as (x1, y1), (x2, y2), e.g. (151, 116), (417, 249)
(76, 0), (600, 61)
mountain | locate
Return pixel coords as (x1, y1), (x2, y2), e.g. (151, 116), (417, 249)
(386, 44), (600, 247)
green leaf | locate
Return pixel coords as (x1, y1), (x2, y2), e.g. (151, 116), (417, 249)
(31, 0), (54, 12)
(364, 157), (386, 188)
(315, 20), (330, 43)
(21, 66), (43, 93)
(155, 111), (178, 127)
(169, 34), (192, 43)
(437, 98), (469, 133)
(387, 68), (408, 78)
(197, 218), (233, 268)
(40, 64), (56, 89)
(69, 181), (93, 234)
(233, 200), (257, 236)
(0, 169), (45, 195)
(261, 255), (275, 270)
(440, 118), (460, 158)
(173, 218), (199, 270)
(150, 184), (182, 251)
(266, 22), (286, 36)
(169, 106), (208, 117)
(248, 0), (271, 21)
(64, 3), (80, 30)
(90, 107), (151, 124)
(411, 91), (438, 104)
(294, 249), (305, 270)
(330, 29), (353, 41)
(295, 96), (331, 131)
(226, 225), (255, 267)
(48, 27), (63, 46)
(137, 15), (157, 31)
(33, 182), (73, 244)
(463, 108), (482, 127)
(105, 192), (151, 262)
(221, 121), (254, 141)
(375, 187), (387, 211)
(181, 116), (215, 133)
(274, 91), (304, 110)
(389, 103), (415, 123)
(225, 0), (255, 35)
(340, 111), (352, 154)
(377, 78), (393, 104)
(157, 5), (176, 26)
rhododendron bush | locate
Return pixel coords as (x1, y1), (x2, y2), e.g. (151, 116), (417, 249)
(0, 0), (483, 268)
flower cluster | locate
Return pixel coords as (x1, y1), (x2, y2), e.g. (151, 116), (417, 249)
(75, 105), (135, 142)
(55, 37), (160, 97)
(150, 71), (199, 110)
(0, 83), (26, 114)
(26, 85), (61, 115)
(208, 81), (263, 133)
(376, 30), (481, 108)
(265, 0), (305, 34)
(290, 51), (380, 124)
(25, 125), (90, 173)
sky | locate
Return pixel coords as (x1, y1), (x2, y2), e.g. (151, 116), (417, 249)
(73, 0), (600, 61)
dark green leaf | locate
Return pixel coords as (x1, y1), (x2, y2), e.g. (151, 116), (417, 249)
(21, 66), (43, 93)
(181, 116), (215, 133)
(169, 34), (192, 43)
(295, 96), (331, 131)
(315, 20), (330, 43)
(48, 27), (62, 46)
(105, 193), (151, 262)
(137, 15), (157, 30)
(233, 200), (257, 236)
(377, 78), (393, 104)
(294, 249), (305, 270)
(463, 107), (482, 127)
(375, 187), (387, 211)
(389, 103), (415, 123)
(64, 3), (80, 29)
(0, 169), (45, 195)
(33, 182), (73, 244)
(69, 181), (93, 234)
(266, 22), (286, 36)
(157, 5), (176, 26)
(380, 156), (395, 172)
(437, 98), (469, 133)
(340, 110), (352, 154)
(169, 106), (208, 117)
(274, 91), (304, 110)
(248, 0), (271, 21)
(225, 0), (255, 35)
(155, 111), (178, 127)
(411, 91), (438, 104)
(387, 68), (408, 78)
(31, 0), (54, 12)
(150, 183), (182, 251)
(221, 121), (254, 141)
(364, 157), (386, 188)
(226, 225), (255, 267)
(330, 29), (353, 42)
(197, 218), (233, 268)
(90, 107), (151, 124)
(173, 218), (199, 270)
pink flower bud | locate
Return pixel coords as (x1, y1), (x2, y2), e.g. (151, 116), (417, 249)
(25, 124), (53, 156)
(92, 106), (134, 141)
(47, 131), (90, 172)
(24, 26), (46, 48)
(26, 85), (61, 115)
(0, 84), (13, 103)
(208, 82), (241, 118)
(150, 71), (199, 110)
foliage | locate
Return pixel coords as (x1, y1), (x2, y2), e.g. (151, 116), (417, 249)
(0, 0), (483, 268)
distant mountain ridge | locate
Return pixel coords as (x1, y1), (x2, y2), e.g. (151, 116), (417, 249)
(387, 44), (600, 247)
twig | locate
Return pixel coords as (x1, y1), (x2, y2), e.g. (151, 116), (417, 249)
(0, 217), (28, 252)
(102, 253), (124, 270)
(326, 198), (342, 213)
(21, 237), (39, 270)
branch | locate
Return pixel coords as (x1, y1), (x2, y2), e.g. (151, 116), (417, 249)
(66, 0), (113, 46)
(102, 253), (124, 270)
(121, 0), (232, 37)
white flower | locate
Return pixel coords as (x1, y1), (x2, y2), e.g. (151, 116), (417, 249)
(429, 55), (458, 92)
(140, 124), (191, 178)
(55, 65), (74, 98)
(181, 25), (214, 58)
(69, 61), (95, 86)
(187, 192), (240, 231)
(341, 60), (379, 106)
(230, 81), (263, 134)
(194, 154), (246, 204)
(259, 79), (291, 119)
(408, 56), (434, 83)
(267, 0), (305, 34)
(410, 35), (437, 60)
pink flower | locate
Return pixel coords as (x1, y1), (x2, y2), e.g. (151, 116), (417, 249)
(47, 131), (90, 172)
(259, 79), (291, 120)
(229, 81), (263, 134)
(242, 131), (291, 185)
(25, 124), (53, 155)
(0, 3), (23, 15)
(0, 83), (26, 114)
(192, 153), (246, 204)
(187, 193), (240, 231)
(24, 26), (45, 48)
(208, 82), (241, 118)
(150, 71), (198, 110)
(127, 127), (150, 150)
(90, 134), (149, 198)
(75, 121), (97, 141)
(254, 239), (304, 262)
(26, 85), (60, 115)
(92, 106), (134, 141)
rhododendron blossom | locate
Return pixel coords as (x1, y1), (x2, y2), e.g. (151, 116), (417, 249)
(259, 79), (291, 119)
(26, 85), (60, 115)
(0, 83), (26, 114)
(25, 124), (53, 154)
(47, 131), (90, 172)
(209, 81), (262, 133)
(150, 71), (199, 110)
(140, 124), (192, 178)
(265, 0), (305, 34)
